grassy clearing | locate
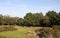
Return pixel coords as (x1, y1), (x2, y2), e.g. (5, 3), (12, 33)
(0, 25), (60, 38)
(0, 26), (41, 38)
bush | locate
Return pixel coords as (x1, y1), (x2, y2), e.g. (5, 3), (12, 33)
(0, 25), (17, 32)
(34, 27), (54, 38)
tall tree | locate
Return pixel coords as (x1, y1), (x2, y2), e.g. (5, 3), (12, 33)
(46, 11), (59, 26)
(0, 14), (3, 25)
(3, 15), (10, 25)
(42, 16), (50, 27)
(24, 12), (44, 26)
(24, 12), (33, 26)
(17, 18), (24, 26)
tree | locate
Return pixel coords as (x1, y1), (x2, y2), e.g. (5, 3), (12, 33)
(0, 14), (3, 25)
(17, 18), (24, 26)
(33, 12), (44, 26)
(23, 12), (44, 26)
(46, 11), (59, 26)
(57, 12), (60, 25)
(3, 15), (10, 25)
(24, 12), (33, 26)
(42, 16), (50, 27)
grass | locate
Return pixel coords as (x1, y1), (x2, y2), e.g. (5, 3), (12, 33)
(0, 25), (17, 32)
(0, 25), (41, 38)
(0, 25), (60, 38)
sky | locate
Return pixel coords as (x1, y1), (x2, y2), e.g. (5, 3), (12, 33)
(0, 0), (60, 18)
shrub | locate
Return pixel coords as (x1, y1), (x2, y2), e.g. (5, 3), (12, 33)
(34, 27), (54, 38)
(0, 25), (17, 32)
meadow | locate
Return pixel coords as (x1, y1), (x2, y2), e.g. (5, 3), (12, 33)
(0, 25), (60, 38)
(0, 25), (41, 38)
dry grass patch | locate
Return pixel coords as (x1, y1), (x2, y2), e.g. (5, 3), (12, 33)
(0, 25), (17, 32)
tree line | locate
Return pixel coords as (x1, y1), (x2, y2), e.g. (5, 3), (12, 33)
(0, 11), (60, 27)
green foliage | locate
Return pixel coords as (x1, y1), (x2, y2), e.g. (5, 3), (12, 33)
(0, 11), (60, 27)
(40, 16), (50, 27)
(46, 11), (60, 26)
(0, 14), (3, 25)
(23, 12), (44, 26)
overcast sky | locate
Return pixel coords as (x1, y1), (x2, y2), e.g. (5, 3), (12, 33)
(0, 0), (60, 17)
